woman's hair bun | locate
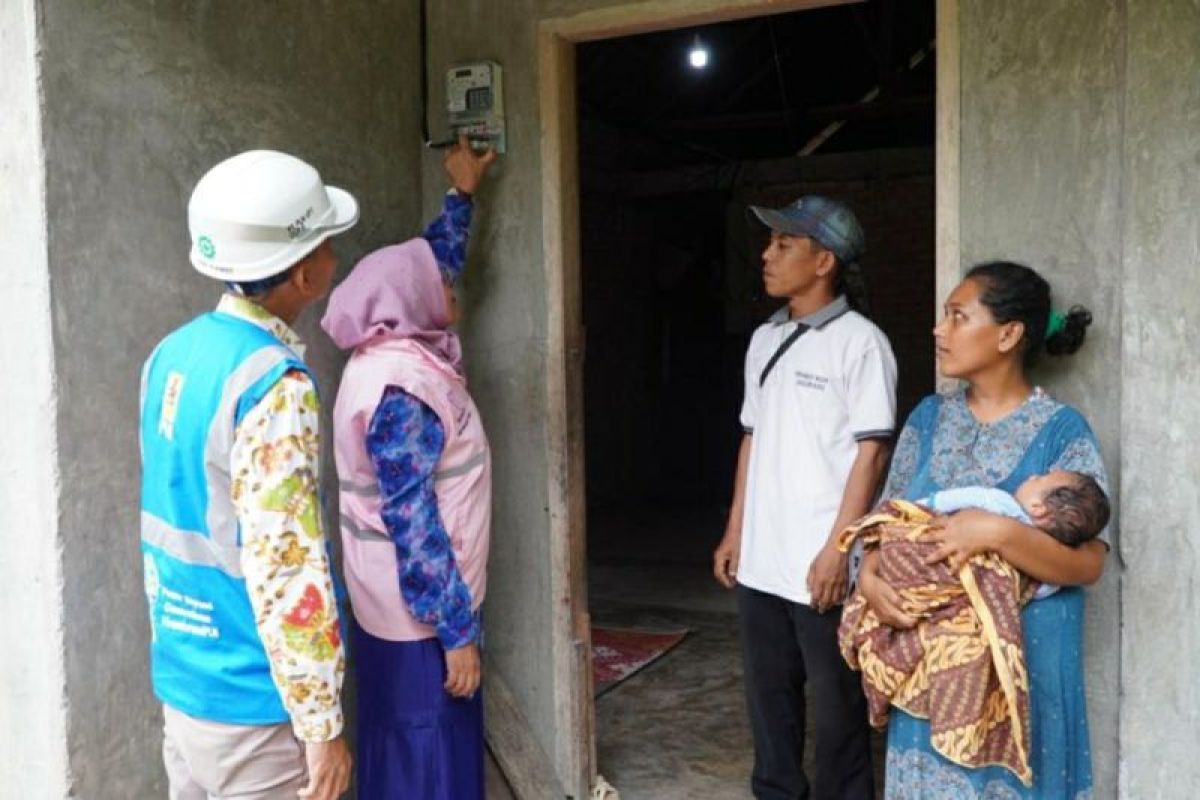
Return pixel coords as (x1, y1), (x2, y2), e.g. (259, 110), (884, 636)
(1045, 304), (1092, 356)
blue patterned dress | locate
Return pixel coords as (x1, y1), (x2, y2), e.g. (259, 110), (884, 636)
(881, 388), (1108, 800)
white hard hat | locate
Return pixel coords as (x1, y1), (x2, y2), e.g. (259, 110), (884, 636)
(187, 150), (359, 282)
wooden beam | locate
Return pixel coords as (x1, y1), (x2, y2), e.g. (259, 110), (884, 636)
(538, 21), (593, 800)
(935, 0), (960, 393)
(545, 0), (861, 43)
(484, 669), (568, 799)
(587, 146), (934, 199)
(656, 95), (935, 132)
(798, 37), (935, 155)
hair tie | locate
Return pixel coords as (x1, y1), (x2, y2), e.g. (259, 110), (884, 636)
(1045, 310), (1066, 340)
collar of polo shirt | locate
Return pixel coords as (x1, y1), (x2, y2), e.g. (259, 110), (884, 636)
(769, 295), (851, 329)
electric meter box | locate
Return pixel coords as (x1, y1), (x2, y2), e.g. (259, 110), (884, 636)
(446, 61), (506, 154)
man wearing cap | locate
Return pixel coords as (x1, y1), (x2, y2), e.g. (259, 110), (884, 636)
(713, 196), (897, 799)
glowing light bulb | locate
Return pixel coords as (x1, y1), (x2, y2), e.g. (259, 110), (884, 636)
(688, 36), (709, 70)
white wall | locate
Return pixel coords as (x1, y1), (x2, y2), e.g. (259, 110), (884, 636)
(0, 0), (70, 795)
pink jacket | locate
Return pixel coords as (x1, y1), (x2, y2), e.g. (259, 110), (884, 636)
(332, 337), (491, 641)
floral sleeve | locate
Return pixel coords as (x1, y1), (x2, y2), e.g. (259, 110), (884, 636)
(230, 370), (344, 743)
(366, 385), (480, 650)
(420, 190), (474, 286)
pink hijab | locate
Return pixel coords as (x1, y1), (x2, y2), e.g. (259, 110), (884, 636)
(320, 238), (462, 372)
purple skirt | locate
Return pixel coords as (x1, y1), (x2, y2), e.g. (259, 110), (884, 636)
(353, 622), (484, 800)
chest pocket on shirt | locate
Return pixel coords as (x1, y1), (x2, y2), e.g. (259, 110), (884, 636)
(793, 369), (831, 392)
(793, 367), (849, 440)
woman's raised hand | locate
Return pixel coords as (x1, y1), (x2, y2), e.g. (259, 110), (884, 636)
(443, 134), (498, 196)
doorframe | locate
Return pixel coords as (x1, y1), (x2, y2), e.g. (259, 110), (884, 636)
(537, 0), (960, 792)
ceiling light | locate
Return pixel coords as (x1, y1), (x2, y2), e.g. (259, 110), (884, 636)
(688, 36), (709, 70)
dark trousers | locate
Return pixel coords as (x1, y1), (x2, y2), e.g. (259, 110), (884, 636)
(737, 584), (874, 800)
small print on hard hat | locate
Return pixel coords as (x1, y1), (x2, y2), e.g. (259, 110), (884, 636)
(287, 207), (315, 240)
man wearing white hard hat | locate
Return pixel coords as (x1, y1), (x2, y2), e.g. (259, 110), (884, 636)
(139, 150), (359, 800)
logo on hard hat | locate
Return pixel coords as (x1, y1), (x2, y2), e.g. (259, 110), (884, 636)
(287, 207), (315, 240)
(197, 235), (216, 259)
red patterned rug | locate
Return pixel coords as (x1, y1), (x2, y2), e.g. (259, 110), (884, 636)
(591, 626), (689, 697)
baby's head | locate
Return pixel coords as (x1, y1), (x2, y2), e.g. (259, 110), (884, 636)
(1014, 470), (1111, 546)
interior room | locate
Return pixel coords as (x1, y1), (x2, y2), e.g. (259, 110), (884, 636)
(577, 2), (936, 794)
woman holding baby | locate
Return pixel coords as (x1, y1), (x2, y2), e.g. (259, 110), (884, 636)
(859, 261), (1108, 798)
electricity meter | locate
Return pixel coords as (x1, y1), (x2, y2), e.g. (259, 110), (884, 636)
(446, 61), (506, 154)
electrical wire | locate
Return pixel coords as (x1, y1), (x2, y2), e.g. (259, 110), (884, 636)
(419, 0), (455, 148)
(766, 19), (798, 150)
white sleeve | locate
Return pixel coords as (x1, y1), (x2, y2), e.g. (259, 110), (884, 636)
(845, 336), (898, 441)
(738, 332), (761, 433)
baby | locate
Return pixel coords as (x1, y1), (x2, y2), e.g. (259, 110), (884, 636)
(836, 471), (1110, 781)
(921, 469), (1110, 549)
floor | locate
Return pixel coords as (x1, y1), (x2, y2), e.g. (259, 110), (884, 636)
(485, 748), (515, 799)
(485, 504), (884, 798)
(585, 505), (885, 800)
(590, 561), (753, 799)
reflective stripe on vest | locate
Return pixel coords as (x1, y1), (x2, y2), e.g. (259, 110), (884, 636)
(142, 511), (243, 577)
(337, 448), (487, 499)
(339, 513), (390, 543)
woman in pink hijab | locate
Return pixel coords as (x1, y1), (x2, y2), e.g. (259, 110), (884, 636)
(321, 140), (496, 799)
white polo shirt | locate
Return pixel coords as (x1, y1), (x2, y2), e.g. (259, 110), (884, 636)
(737, 296), (897, 605)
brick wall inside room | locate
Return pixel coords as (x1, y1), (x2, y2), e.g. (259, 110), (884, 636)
(581, 159), (935, 518)
(580, 188), (742, 513)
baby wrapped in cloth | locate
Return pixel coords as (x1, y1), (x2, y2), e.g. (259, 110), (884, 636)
(837, 471), (1109, 784)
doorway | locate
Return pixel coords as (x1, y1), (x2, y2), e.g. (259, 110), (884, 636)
(538, 0), (954, 795)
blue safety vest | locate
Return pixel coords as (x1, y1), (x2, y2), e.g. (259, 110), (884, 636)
(139, 309), (308, 725)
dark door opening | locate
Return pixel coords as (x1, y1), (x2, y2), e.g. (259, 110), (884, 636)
(577, 2), (936, 794)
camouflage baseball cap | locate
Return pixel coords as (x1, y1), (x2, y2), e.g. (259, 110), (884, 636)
(749, 195), (866, 264)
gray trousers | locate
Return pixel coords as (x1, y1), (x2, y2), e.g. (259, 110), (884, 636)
(162, 704), (307, 800)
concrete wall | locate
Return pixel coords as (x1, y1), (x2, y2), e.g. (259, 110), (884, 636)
(958, 2), (1125, 795)
(28, 1), (423, 795)
(0, 1), (71, 796)
(1119, 1), (1200, 796)
(961, 1), (1200, 796)
(421, 0), (558, 791)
